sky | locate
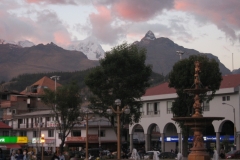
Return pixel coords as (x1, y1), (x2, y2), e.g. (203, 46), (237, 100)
(1, 0), (240, 71)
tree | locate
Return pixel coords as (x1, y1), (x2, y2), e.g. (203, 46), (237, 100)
(42, 81), (82, 153)
(168, 55), (222, 156)
(85, 42), (152, 126)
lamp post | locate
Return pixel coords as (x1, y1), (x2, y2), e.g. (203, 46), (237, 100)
(222, 102), (236, 145)
(50, 75), (60, 153)
(40, 134), (45, 160)
(80, 109), (94, 160)
(107, 99), (130, 160)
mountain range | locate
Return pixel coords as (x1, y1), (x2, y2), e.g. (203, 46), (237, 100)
(0, 31), (235, 81)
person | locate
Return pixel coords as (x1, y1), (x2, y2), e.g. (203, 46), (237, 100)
(0, 148), (5, 160)
(171, 149), (174, 153)
(23, 149), (28, 160)
(212, 149), (219, 160)
(177, 152), (183, 160)
(51, 152), (59, 160)
(130, 148), (140, 160)
(220, 147), (225, 159)
(11, 150), (16, 160)
(69, 154), (79, 160)
(59, 152), (65, 160)
(15, 149), (24, 160)
(153, 151), (159, 160)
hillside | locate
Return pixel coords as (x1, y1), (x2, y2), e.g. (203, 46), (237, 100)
(0, 43), (99, 81)
(3, 70), (165, 93)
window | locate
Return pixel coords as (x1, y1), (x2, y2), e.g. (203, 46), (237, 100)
(222, 96), (230, 101)
(33, 131), (37, 137)
(98, 130), (105, 137)
(147, 103), (153, 115)
(154, 102), (160, 115)
(2, 131), (9, 136)
(147, 102), (160, 115)
(48, 130), (54, 137)
(139, 107), (144, 115)
(19, 131), (27, 136)
(167, 101), (173, 114)
(72, 131), (81, 137)
(46, 117), (50, 121)
(202, 101), (209, 111)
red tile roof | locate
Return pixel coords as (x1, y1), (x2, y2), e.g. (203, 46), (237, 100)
(21, 76), (61, 95)
(144, 74), (240, 96)
(0, 121), (12, 129)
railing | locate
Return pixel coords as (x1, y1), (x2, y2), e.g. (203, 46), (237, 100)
(147, 111), (160, 115)
(13, 122), (46, 129)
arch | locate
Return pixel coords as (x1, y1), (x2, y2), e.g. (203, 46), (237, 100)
(163, 122), (178, 135)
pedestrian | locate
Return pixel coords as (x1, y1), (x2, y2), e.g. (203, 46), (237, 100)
(0, 148), (5, 160)
(130, 148), (140, 160)
(23, 149), (28, 160)
(15, 149), (24, 160)
(10, 150), (16, 160)
(59, 152), (65, 160)
(51, 152), (59, 160)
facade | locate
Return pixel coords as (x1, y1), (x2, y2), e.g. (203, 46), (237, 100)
(12, 110), (118, 153)
(129, 74), (240, 155)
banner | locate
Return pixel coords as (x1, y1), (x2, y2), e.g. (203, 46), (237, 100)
(0, 136), (28, 143)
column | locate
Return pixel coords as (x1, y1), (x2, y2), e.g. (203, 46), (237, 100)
(237, 132), (240, 150)
(216, 132), (220, 154)
(161, 133), (165, 152)
(145, 134), (150, 151)
(178, 133), (181, 153)
(130, 134), (133, 152)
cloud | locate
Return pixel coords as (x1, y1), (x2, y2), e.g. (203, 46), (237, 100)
(25, 0), (82, 5)
(89, 5), (124, 44)
(111, 0), (174, 21)
(174, 0), (240, 43)
(0, 8), (71, 46)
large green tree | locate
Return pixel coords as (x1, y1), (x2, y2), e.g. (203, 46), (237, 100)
(85, 42), (152, 126)
(42, 81), (82, 153)
(168, 55), (222, 156)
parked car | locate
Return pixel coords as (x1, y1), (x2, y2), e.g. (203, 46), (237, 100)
(225, 150), (240, 159)
(159, 152), (177, 159)
(144, 151), (161, 159)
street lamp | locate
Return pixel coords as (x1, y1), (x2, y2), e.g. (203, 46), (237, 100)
(222, 102), (236, 145)
(40, 134), (45, 160)
(50, 75), (60, 153)
(107, 99), (130, 160)
(80, 109), (94, 160)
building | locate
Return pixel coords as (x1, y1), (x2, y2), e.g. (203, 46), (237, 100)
(0, 76), (120, 153)
(129, 74), (240, 154)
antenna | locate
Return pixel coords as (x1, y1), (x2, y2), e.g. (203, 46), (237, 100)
(176, 51), (184, 60)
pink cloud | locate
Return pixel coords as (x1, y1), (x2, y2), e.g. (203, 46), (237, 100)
(112, 0), (174, 21)
(25, 0), (78, 5)
(54, 31), (71, 46)
(174, 0), (240, 42)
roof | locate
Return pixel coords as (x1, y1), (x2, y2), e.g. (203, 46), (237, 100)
(0, 121), (12, 129)
(143, 74), (240, 96)
(21, 76), (61, 95)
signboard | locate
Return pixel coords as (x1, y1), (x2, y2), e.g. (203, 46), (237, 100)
(47, 121), (58, 127)
(0, 136), (28, 144)
(160, 135), (234, 142)
(66, 135), (98, 142)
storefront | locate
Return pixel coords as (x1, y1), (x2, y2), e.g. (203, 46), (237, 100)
(0, 136), (28, 149)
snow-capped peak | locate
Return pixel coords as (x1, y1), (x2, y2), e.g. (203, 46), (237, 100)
(18, 40), (35, 47)
(0, 39), (35, 47)
(141, 30), (156, 41)
(67, 36), (105, 60)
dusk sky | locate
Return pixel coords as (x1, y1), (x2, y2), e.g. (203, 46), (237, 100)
(1, 0), (240, 71)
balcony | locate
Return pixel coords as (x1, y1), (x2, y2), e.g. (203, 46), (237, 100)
(13, 122), (46, 129)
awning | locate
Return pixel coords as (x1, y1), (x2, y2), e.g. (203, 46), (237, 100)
(2, 144), (22, 149)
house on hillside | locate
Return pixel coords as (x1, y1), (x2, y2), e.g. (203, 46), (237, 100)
(0, 76), (61, 129)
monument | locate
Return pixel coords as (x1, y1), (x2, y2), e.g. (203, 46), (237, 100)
(172, 61), (224, 160)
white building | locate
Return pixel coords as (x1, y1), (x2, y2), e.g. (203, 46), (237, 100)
(129, 74), (240, 155)
(12, 110), (118, 152)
